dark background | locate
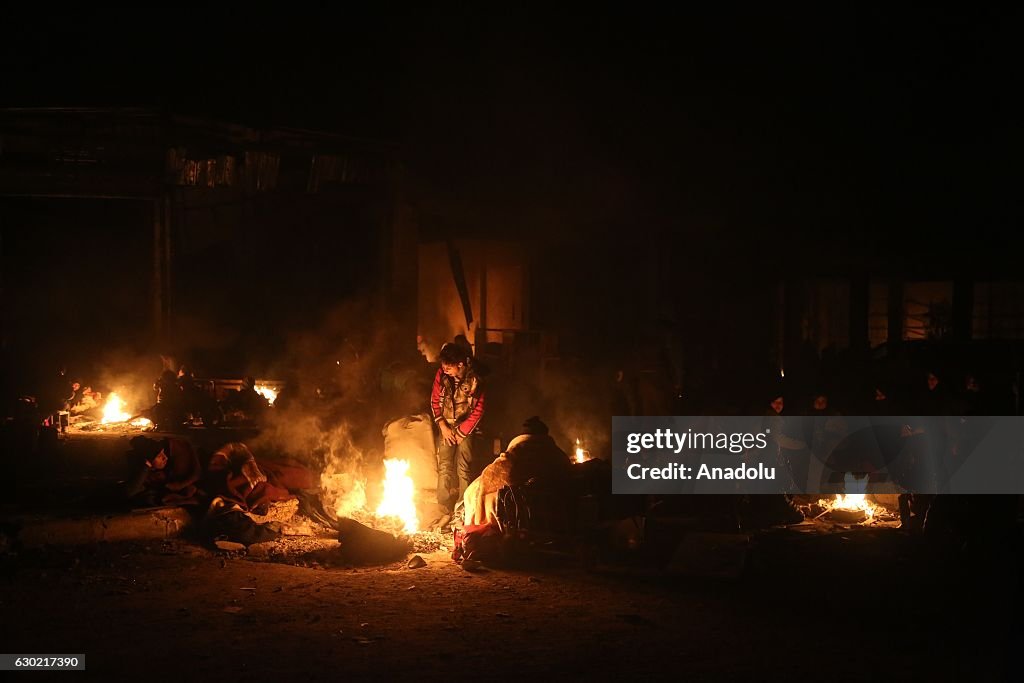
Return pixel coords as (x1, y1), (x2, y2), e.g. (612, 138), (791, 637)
(2, 6), (1021, 386)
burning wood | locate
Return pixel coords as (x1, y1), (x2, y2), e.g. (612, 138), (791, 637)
(63, 391), (154, 433)
(815, 473), (881, 524)
(321, 458), (420, 539)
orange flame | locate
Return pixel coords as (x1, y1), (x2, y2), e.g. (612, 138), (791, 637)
(819, 473), (877, 521)
(255, 384), (278, 405)
(375, 459), (418, 534)
(574, 438), (588, 464)
(101, 392), (132, 424)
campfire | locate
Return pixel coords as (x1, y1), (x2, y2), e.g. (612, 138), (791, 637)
(375, 459), (418, 534)
(816, 473), (882, 524)
(574, 438), (590, 464)
(79, 392), (153, 431)
(322, 458), (420, 538)
(101, 392), (131, 424)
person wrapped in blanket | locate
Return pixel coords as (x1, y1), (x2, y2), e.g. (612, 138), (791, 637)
(123, 436), (202, 507)
(202, 442), (318, 545)
(454, 416), (571, 563)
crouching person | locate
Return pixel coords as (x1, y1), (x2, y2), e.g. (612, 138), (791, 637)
(454, 417), (571, 563)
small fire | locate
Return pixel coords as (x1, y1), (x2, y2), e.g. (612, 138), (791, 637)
(819, 472), (877, 521)
(255, 384), (278, 405)
(101, 392), (132, 424)
(574, 438), (588, 464)
(375, 459), (418, 535)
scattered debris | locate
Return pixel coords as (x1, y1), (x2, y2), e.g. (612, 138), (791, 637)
(411, 530), (446, 554)
(407, 555), (426, 569)
(223, 606), (243, 614)
(283, 520), (314, 536)
(245, 499), (299, 525)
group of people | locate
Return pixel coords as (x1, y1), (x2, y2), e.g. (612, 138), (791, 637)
(123, 436), (319, 544)
(148, 367), (269, 431)
(760, 367), (1012, 532)
(427, 338), (588, 562)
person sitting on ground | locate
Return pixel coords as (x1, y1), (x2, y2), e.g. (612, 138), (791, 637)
(64, 381), (83, 411)
(200, 441), (321, 546)
(122, 435), (202, 507)
(204, 442), (316, 515)
(177, 365), (221, 428)
(70, 385), (102, 416)
(461, 416), (572, 530)
(151, 369), (186, 431)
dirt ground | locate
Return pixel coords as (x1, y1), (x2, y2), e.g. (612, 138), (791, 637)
(2, 527), (1021, 682)
(2, 433), (1021, 680)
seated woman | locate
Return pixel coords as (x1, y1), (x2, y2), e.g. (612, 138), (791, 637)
(462, 416), (572, 530)
(123, 436), (202, 507)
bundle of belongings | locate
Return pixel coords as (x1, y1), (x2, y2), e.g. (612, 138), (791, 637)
(453, 417), (572, 563)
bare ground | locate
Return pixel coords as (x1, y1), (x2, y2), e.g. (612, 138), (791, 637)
(2, 527), (1020, 682)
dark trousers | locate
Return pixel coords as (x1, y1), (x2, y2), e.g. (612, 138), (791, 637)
(437, 435), (474, 511)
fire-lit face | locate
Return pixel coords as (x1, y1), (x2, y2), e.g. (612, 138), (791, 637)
(441, 362), (465, 379)
(770, 396), (784, 414)
(151, 450), (168, 470)
(966, 375), (979, 392)
(813, 395), (828, 411)
(875, 388), (887, 402)
(927, 373), (939, 391)
(71, 382), (81, 392)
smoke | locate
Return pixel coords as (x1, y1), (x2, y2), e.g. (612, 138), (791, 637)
(84, 347), (166, 417)
(491, 358), (613, 461)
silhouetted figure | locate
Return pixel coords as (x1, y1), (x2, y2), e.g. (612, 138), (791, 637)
(221, 376), (269, 423)
(177, 365), (221, 428)
(152, 369), (185, 431)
